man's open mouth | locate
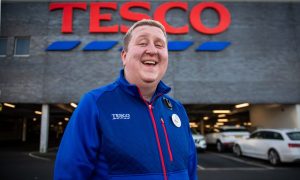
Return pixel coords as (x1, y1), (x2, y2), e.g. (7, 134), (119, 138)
(142, 60), (157, 65)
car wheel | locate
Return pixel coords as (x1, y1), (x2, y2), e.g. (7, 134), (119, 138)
(268, 149), (280, 166)
(216, 141), (223, 152)
(234, 145), (242, 157)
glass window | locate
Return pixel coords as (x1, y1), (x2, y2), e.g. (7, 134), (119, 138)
(287, 132), (300, 140)
(261, 131), (283, 140)
(14, 37), (30, 56)
(272, 132), (284, 140)
(264, 132), (274, 139)
(0, 37), (8, 56)
(250, 132), (257, 138)
(222, 128), (248, 132)
(261, 132), (270, 139)
(250, 132), (262, 139)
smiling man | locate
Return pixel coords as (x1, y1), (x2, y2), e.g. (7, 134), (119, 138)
(54, 19), (197, 180)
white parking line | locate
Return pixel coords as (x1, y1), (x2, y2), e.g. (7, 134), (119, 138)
(28, 152), (52, 161)
(197, 165), (205, 170)
(202, 167), (272, 171)
(207, 152), (274, 170)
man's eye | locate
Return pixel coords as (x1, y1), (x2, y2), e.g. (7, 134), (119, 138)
(155, 44), (163, 48)
(138, 42), (147, 46)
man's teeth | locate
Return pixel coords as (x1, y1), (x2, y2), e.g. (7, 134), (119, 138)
(143, 61), (156, 65)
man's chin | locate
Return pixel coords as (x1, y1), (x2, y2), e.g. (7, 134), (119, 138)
(141, 76), (159, 84)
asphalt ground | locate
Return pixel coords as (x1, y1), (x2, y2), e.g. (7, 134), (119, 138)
(0, 140), (54, 180)
(198, 149), (300, 180)
(1, 141), (300, 180)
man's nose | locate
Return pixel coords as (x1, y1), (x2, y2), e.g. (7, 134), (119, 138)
(145, 43), (158, 55)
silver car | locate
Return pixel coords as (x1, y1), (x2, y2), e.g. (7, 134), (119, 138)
(233, 129), (300, 166)
(191, 128), (207, 151)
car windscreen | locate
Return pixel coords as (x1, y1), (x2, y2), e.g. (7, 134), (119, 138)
(286, 132), (300, 140)
(221, 129), (248, 132)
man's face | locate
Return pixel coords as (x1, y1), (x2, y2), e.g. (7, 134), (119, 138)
(121, 25), (168, 87)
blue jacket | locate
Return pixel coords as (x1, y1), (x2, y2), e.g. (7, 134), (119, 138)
(54, 70), (197, 180)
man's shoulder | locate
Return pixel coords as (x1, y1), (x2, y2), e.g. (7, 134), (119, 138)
(85, 81), (120, 101)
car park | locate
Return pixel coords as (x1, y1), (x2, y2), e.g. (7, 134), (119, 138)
(205, 126), (250, 152)
(233, 129), (300, 166)
(191, 128), (207, 151)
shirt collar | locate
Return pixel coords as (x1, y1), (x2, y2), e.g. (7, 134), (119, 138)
(116, 69), (171, 101)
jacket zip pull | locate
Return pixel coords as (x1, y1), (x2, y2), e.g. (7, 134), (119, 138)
(161, 118), (173, 162)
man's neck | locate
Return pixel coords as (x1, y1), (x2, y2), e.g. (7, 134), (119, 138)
(123, 70), (158, 101)
(138, 85), (157, 102)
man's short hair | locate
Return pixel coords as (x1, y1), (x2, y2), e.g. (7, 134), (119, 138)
(123, 19), (167, 52)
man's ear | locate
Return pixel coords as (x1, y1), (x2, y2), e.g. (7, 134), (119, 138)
(121, 50), (127, 67)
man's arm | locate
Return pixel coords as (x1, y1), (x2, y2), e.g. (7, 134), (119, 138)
(188, 129), (198, 180)
(54, 93), (101, 179)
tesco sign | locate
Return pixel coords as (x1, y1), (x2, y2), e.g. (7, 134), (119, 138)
(47, 1), (232, 52)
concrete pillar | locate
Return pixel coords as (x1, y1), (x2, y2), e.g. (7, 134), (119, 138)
(22, 118), (27, 142)
(295, 104), (300, 128)
(201, 120), (205, 135)
(39, 104), (49, 153)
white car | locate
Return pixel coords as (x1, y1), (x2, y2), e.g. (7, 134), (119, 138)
(233, 129), (300, 166)
(191, 128), (207, 151)
(205, 126), (250, 152)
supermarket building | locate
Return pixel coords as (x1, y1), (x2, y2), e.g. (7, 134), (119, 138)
(0, 0), (300, 152)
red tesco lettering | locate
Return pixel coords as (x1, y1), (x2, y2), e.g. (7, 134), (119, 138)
(49, 2), (231, 35)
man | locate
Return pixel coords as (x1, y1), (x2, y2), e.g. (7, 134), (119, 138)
(54, 19), (197, 180)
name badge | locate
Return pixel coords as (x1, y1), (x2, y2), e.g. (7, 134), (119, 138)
(171, 114), (181, 128)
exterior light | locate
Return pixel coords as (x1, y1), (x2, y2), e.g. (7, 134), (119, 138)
(58, 122), (63, 125)
(35, 111), (42, 115)
(70, 102), (77, 108)
(4, 103), (15, 108)
(218, 119), (228, 122)
(235, 103), (250, 109)
(218, 114), (226, 118)
(190, 122), (198, 128)
(203, 116), (209, 120)
(213, 110), (231, 114)
(64, 117), (69, 121)
(267, 104), (281, 108)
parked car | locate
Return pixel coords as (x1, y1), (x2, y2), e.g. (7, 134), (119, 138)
(233, 129), (300, 166)
(191, 128), (207, 151)
(205, 126), (250, 152)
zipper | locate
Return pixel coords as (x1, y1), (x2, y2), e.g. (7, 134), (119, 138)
(161, 118), (173, 162)
(148, 105), (168, 180)
(136, 88), (167, 180)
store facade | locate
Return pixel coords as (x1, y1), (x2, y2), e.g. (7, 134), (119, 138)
(1, 0), (300, 152)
